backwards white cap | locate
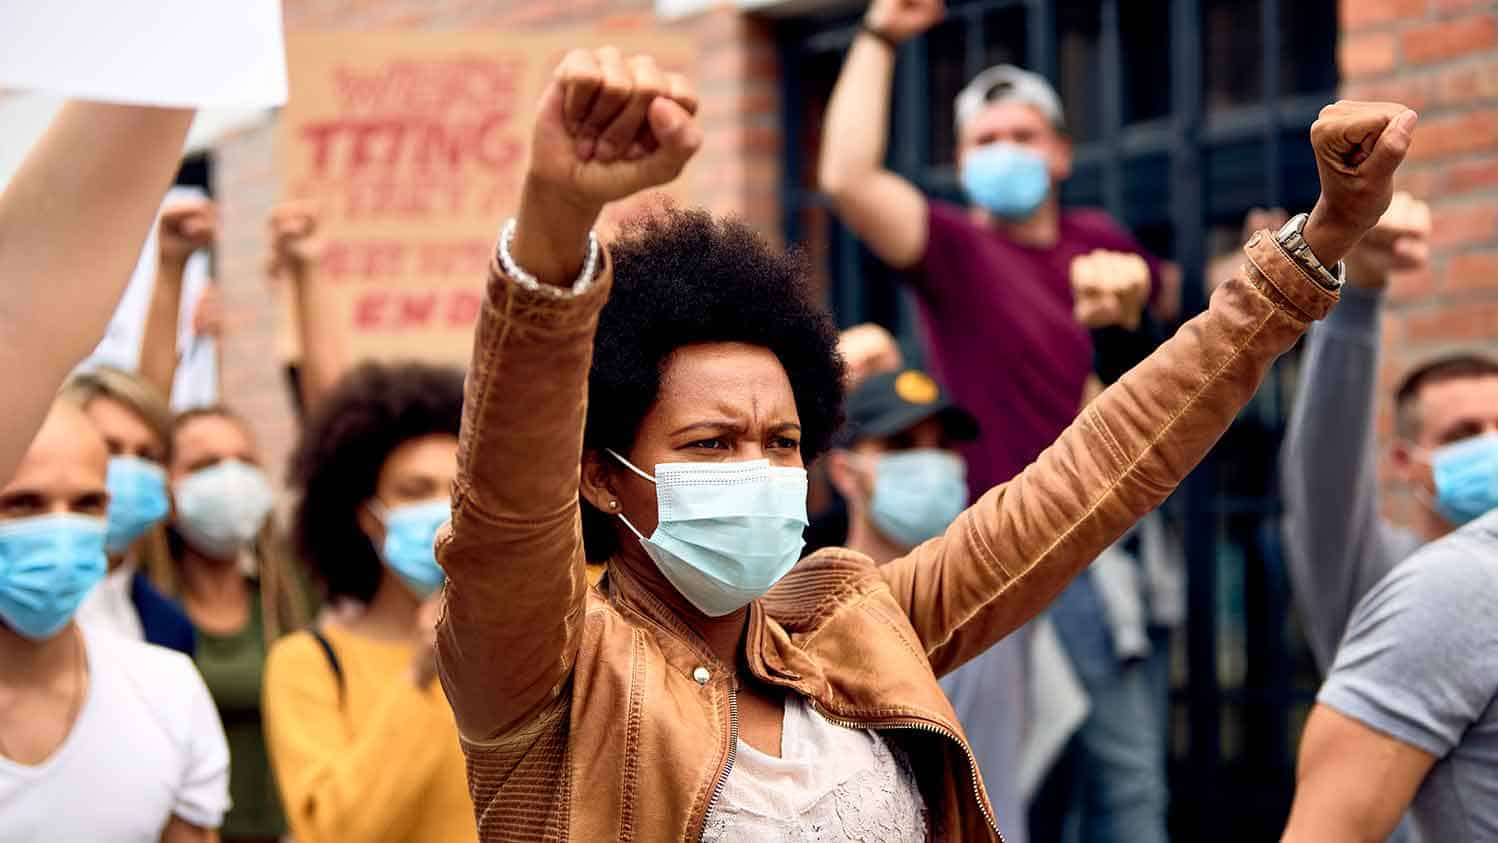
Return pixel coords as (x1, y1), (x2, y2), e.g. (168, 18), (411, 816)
(953, 65), (1066, 133)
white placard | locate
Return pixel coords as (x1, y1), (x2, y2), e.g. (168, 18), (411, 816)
(0, 0), (287, 108)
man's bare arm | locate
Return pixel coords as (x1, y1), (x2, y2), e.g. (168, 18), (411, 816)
(1281, 704), (1435, 843)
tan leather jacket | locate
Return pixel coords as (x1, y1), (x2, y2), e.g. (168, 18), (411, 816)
(435, 231), (1337, 841)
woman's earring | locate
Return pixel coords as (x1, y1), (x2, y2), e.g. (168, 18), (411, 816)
(609, 500), (620, 510)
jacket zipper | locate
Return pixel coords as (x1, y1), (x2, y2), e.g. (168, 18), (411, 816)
(699, 686), (739, 841)
(812, 705), (1006, 843)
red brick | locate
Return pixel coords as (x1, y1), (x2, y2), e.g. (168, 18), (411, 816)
(1446, 251), (1498, 292)
(1387, 263), (1438, 303)
(1436, 57), (1498, 105)
(1433, 0), (1490, 12)
(1341, 0), (1428, 32)
(1342, 76), (1433, 112)
(1408, 110), (1498, 162)
(1340, 31), (1399, 80)
(1404, 299), (1498, 342)
(1431, 204), (1498, 250)
(1435, 155), (1498, 196)
(1400, 15), (1498, 64)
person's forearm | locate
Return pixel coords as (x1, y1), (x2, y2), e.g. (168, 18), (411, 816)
(435, 188), (609, 742)
(884, 231), (1340, 675)
(1279, 287), (1388, 671)
(0, 103), (192, 476)
(139, 256), (187, 400)
(291, 263), (350, 416)
(816, 33), (898, 197)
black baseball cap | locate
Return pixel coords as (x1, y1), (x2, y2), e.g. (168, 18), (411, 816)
(836, 369), (979, 448)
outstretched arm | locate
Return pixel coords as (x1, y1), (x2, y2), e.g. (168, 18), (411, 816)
(140, 196), (217, 400)
(0, 103), (192, 477)
(816, 0), (941, 270)
(266, 202), (350, 416)
(1280, 192), (1431, 672)
(435, 48), (701, 742)
(882, 102), (1420, 675)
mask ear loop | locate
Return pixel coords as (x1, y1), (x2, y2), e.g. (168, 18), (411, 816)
(604, 448), (656, 484)
(365, 499), (390, 526)
(602, 449), (655, 541)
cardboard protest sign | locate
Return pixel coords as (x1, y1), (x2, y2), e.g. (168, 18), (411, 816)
(0, 0), (287, 108)
(280, 29), (695, 365)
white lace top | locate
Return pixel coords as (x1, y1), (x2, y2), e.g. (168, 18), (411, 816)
(701, 695), (928, 842)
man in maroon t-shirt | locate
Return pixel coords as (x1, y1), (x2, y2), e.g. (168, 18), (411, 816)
(818, 1), (1173, 841)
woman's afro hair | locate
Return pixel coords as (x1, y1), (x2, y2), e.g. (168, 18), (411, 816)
(288, 361), (465, 604)
(582, 207), (846, 560)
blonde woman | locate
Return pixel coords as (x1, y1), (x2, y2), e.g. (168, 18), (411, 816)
(63, 367), (193, 654)
(165, 405), (307, 843)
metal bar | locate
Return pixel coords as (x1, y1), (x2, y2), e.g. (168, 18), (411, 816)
(1100, 0), (1124, 220)
(1170, 0), (1217, 836)
(778, 36), (805, 252)
(1262, 0), (1284, 207)
(1026, 0), (1056, 82)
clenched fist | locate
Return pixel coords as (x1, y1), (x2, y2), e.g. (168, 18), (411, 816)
(265, 201), (323, 282)
(1345, 191), (1430, 290)
(839, 323), (903, 389)
(530, 48), (700, 210)
(158, 197), (217, 266)
(1071, 250), (1150, 331)
(865, 0), (945, 44)
(1304, 102), (1418, 266)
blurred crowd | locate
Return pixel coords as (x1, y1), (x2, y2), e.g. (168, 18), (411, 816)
(0, 1), (1489, 842)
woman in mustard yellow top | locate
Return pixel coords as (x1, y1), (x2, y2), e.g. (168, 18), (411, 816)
(262, 362), (474, 843)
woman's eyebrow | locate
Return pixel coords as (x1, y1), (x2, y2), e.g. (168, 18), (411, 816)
(669, 420), (747, 437)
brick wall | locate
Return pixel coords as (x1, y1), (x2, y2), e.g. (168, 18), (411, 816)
(1339, 0), (1498, 523)
(212, 0), (784, 484)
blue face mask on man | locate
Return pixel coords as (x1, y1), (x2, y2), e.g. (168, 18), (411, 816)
(369, 498), (451, 598)
(866, 449), (969, 548)
(0, 513), (108, 640)
(607, 450), (808, 618)
(960, 142), (1051, 220)
(105, 456), (171, 555)
(1430, 432), (1498, 526)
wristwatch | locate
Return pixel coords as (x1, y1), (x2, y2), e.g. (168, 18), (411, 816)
(1275, 212), (1346, 292)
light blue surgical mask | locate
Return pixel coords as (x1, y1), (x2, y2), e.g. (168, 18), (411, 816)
(0, 513), (108, 640)
(370, 498), (450, 598)
(105, 456), (170, 555)
(607, 450), (808, 617)
(866, 449), (969, 549)
(1431, 432), (1498, 526)
(173, 459), (275, 561)
(960, 142), (1051, 220)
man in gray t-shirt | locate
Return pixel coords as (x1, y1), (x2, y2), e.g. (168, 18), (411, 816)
(1282, 510), (1498, 841)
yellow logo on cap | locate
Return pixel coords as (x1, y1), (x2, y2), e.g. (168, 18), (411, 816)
(894, 371), (939, 405)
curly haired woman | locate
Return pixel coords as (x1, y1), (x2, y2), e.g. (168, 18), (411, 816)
(435, 47), (1411, 842)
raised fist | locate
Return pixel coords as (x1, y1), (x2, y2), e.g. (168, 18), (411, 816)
(529, 48), (701, 210)
(1305, 102), (1418, 265)
(265, 201), (323, 282)
(866, 0), (945, 43)
(839, 323), (903, 389)
(158, 197), (217, 265)
(1071, 250), (1151, 331)
(1344, 191), (1430, 290)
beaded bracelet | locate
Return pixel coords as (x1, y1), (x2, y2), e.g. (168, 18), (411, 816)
(498, 217), (600, 298)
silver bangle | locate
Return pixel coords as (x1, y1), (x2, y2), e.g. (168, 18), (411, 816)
(498, 217), (600, 298)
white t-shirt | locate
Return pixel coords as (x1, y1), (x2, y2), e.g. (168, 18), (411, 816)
(75, 566), (146, 643)
(0, 625), (230, 841)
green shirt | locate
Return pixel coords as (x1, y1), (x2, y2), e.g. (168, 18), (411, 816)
(194, 587), (287, 839)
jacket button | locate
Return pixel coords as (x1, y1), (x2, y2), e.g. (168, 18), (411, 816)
(692, 666), (711, 685)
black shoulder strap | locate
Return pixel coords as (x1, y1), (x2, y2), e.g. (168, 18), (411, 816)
(309, 628), (345, 704)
